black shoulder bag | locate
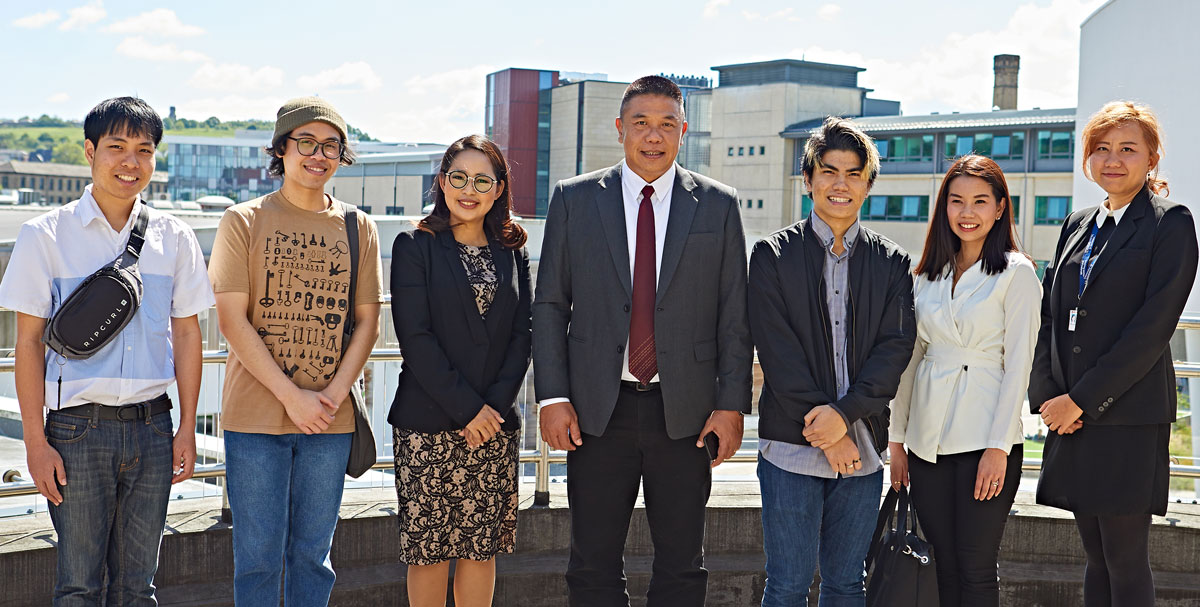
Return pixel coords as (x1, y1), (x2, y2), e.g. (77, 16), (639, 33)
(338, 202), (376, 478)
(43, 208), (149, 361)
(865, 485), (939, 607)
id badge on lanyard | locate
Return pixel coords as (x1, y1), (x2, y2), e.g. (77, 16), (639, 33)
(1071, 222), (1102, 332)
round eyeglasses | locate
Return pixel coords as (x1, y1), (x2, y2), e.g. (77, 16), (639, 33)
(287, 136), (343, 160)
(444, 170), (497, 193)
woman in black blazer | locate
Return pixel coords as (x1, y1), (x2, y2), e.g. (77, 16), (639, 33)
(389, 135), (531, 607)
(1030, 101), (1198, 606)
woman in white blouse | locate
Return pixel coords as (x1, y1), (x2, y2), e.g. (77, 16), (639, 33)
(889, 154), (1042, 607)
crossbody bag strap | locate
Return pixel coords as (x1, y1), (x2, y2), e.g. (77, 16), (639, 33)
(118, 204), (150, 267)
(339, 202), (360, 354)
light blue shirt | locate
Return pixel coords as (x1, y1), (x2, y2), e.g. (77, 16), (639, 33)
(0, 185), (215, 409)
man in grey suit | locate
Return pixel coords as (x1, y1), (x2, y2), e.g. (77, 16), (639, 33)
(533, 75), (753, 607)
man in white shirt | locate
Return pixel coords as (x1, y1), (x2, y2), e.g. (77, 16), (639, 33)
(0, 97), (214, 605)
(533, 76), (752, 606)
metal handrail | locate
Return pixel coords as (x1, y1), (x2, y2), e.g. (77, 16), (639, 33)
(4, 314), (1200, 502)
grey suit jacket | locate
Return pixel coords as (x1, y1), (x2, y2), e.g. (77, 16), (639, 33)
(533, 163), (752, 439)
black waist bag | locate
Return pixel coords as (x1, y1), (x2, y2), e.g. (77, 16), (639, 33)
(43, 209), (148, 360)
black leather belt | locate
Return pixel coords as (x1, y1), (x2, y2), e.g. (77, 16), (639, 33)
(54, 394), (172, 421)
(620, 380), (660, 392)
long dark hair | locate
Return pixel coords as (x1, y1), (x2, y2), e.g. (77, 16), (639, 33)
(915, 154), (1021, 281)
(418, 134), (527, 249)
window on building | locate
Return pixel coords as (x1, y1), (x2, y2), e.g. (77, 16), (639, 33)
(1010, 195), (1020, 221)
(861, 195), (930, 221)
(749, 147), (754, 156)
(760, 146), (766, 155)
(945, 131), (1025, 160)
(801, 194), (814, 217)
(745, 199), (751, 209)
(728, 147), (734, 157)
(1037, 130), (1073, 159)
(21, 177), (27, 188)
(881, 135), (934, 162)
(738, 147), (744, 156)
(1, 176), (7, 188)
(757, 199), (763, 209)
(1035, 196), (1071, 225)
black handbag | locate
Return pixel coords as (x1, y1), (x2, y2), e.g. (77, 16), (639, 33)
(865, 486), (940, 607)
(43, 208), (148, 361)
(339, 202), (376, 478)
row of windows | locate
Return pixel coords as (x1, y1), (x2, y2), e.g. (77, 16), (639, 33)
(798, 193), (1072, 224)
(728, 145), (767, 157)
(743, 198), (764, 209)
(870, 129), (1074, 164)
(1, 176), (88, 190)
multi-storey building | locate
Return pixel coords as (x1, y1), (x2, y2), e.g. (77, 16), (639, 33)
(0, 160), (167, 205)
(782, 107), (1076, 268)
(324, 144), (447, 215)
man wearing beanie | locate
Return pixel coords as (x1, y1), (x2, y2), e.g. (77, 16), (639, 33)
(208, 97), (384, 605)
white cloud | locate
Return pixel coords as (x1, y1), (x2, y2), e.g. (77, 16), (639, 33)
(105, 8), (204, 37)
(46, 93), (70, 103)
(296, 62), (383, 92)
(372, 64), (497, 143)
(817, 4), (841, 21)
(792, 0), (1104, 114)
(59, 1), (105, 31)
(188, 63), (285, 91)
(703, 0), (730, 19)
(742, 7), (794, 21)
(12, 10), (61, 29)
(115, 36), (208, 62)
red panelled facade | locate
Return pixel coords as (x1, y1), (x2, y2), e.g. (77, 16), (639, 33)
(486, 68), (558, 217)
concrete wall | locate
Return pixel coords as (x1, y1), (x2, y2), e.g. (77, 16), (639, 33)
(548, 85), (580, 189)
(327, 174), (426, 214)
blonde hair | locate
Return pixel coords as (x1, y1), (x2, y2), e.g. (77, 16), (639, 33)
(1081, 101), (1168, 196)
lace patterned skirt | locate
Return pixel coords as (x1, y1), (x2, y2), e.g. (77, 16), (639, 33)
(393, 426), (519, 565)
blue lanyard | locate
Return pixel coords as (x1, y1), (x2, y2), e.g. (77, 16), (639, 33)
(1077, 221), (1102, 299)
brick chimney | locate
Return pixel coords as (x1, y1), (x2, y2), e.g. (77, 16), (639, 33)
(993, 54), (1019, 111)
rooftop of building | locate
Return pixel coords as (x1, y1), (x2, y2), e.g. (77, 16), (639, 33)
(712, 58), (868, 89)
(780, 107), (1077, 138)
(0, 160), (166, 182)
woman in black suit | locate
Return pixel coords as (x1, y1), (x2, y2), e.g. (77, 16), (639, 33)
(389, 135), (531, 607)
(1030, 101), (1198, 606)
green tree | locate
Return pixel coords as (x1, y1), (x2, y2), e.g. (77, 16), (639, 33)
(0, 133), (15, 149)
(37, 132), (55, 144)
(52, 141), (87, 165)
(204, 116), (220, 128)
(17, 133), (35, 150)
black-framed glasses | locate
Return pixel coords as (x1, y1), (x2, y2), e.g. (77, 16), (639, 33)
(444, 170), (497, 193)
(287, 136), (343, 160)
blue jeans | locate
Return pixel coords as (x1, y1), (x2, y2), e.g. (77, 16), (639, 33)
(224, 430), (352, 607)
(758, 457), (883, 607)
(46, 408), (175, 606)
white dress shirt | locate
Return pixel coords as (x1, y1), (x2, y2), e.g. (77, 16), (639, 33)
(539, 161), (676, 408)
(890, 252), (1042, 462)
(0, 186), (216, 409)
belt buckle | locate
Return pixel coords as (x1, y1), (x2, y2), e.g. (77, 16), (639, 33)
(115, 403), (144, 421)
(634, 381), (653, 392)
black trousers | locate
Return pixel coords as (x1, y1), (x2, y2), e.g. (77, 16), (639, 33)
(1075, 513), (1154, 607)
(565, 385), (712, 607)
(907, 446), (1023, 607)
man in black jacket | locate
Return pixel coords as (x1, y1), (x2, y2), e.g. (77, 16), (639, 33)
(748, 117), (915, 606)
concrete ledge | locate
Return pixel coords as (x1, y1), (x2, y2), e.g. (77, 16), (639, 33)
(2, 482), (1198, 606)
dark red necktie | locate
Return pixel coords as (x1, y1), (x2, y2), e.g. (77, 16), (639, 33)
(629, 184), (657, 384)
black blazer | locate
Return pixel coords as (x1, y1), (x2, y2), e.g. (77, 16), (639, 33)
(1029, 185), (1197, 425)
(749, 218), (916, 453)
(387, 229), (532, 433)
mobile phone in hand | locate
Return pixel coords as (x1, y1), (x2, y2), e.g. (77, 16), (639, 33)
(703, 432), (719, 461)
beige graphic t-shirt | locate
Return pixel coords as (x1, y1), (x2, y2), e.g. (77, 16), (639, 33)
(209, 191), (384, 434)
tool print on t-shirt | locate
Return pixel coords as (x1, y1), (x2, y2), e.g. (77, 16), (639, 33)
(255, 228), (351, 386)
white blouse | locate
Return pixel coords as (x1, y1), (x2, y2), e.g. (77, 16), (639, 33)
(890, 252), (1042, 463)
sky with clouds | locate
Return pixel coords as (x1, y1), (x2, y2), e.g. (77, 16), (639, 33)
(3, 0), (1105, 144)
